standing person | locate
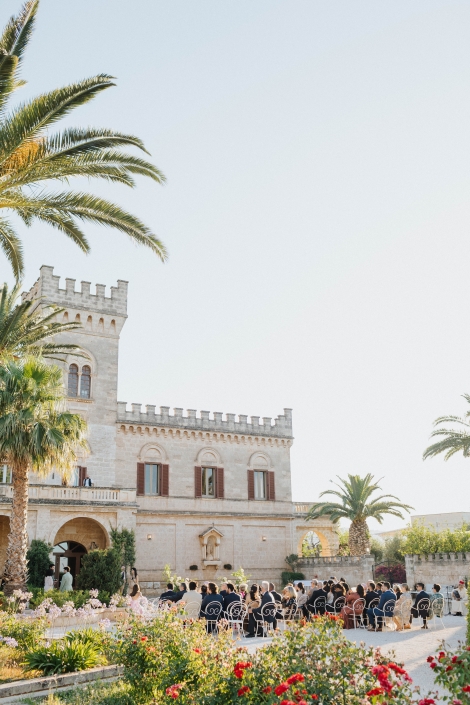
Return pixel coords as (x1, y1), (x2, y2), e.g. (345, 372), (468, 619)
(44, 564), (54, 592)
(120, 565), (126, 594)
(59, 566), (73, 592)
(130, 567), (138, 586)
(246, 581), (275, 638)
(129, 583), (143, 614)
(367, 582), (396, 632)
(82, 474), (92, 487)
(451, 581), (467, 616)
(244, 584), (261, 630)
(410, 583), (430, 629)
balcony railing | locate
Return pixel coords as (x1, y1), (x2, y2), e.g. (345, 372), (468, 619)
(0, 485), (136, 504)
(293, 502), (312, 514)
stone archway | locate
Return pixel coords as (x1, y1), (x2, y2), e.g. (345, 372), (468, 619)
(295, 525), (339, 558)
(54, 517), (109, 552)
(0, 516), (10, 576)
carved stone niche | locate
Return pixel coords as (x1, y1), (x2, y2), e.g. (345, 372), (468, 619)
(199, 526), (224, 568)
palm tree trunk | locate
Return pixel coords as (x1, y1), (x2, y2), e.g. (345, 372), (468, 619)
(348, 519), (370, 556)
(3, 462), (29, 594)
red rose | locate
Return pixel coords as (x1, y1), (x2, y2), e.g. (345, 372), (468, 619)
(427, 656), (434, 663)
(237, 686), (250, 696)
(446, 666), (453, 672)
(262, 686), (272, 693)
(132, 639), (137, 644)
(452, 656), (458, 663)
(462, 686), (470, 693)
(418, 700), (436, 705)
(279, 701), (296, 705)
(140, 636), (148, 642)
(287, 674), (305, 685)
(366, 687), (384, 696)
(430, 663), (437, 670)
(275, 683), (290, 696)
(438, 652), (446, 661)
(387, 663), (407, 676)
(193, 648), (202, 654)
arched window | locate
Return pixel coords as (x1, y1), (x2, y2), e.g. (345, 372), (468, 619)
(80, 365), (91, 399)
(68, 364), (78, 397)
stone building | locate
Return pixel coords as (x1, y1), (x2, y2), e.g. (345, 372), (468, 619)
(0, 266), (338, 592)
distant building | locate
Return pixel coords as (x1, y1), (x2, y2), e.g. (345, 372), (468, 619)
(411, 513), (470, 531)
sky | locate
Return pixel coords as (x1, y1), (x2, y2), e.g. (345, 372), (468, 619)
(3, 0), (470, 531)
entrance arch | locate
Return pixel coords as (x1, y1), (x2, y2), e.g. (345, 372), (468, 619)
(296, 526), (338, 557)
(52, 540), (87, 584)
(53, 517), (109, 584)
(301, 530), (323, 557)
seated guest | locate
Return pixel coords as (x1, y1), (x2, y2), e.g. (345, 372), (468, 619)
(200, 582), (224, 631)
(160, 582), (176, 601)
(325, 582), (345, 613)
(246, 581), (275, 637)
(307, 580), (319, 599)
(238, 583), (248, 601)
(340, 584), (365, 629)
(411, 582), (430, 629)
(430, 583), (444, 618)
(451, 581), (468, 616)
(367, 582), (396, 632)
(269, 582), (282, 605)
(394, 584), (403, 600)
(223, 582), (241, 612)
(363, 581), (380, 627)
(281, 585), (298, 619)
(393, 584), (412, 630)
(179, 580), (201, 608)
(170, 582), (188, 603)
(219, 582), (228, 598)
(304, 581), (329, 617)
(201, 584), (208, 599)
(295, 582), (307, 607)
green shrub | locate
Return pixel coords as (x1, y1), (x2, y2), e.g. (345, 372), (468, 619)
(76, 549), (121, 595)
(402, 522), (470, 556)
(281, 570), (305, 586)
(29, 589), (90, 610)
(0, 612), (46, 651)
(65, 628), (107, 650)
(26, 540), (53, 589)
(25, 639), (105, 676)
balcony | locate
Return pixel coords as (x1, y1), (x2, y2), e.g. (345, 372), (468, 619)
(0, 485), (136, 504)
(293, 502), (312, 514)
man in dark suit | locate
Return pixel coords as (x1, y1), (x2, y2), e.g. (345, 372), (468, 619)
(201, 582), (224, 632)
(411, 583), (430, 629)
(246, 581), (275, 637)
(363, 581), (380, 626)
(304, 582), (329, 618)
(170, 582), (188, 603)
(367, 581), (396, 631)
(160, 582), (176, 601)
(223, 583), (241, 612)
(269, 582), (282, 604)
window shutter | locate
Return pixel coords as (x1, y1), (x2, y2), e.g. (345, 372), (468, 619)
(195, 466), (202, 498)
(247, 470), (255, 500)
(161, 464), (169, 497)
(216, 468), (224, 498)
(137, 463), (145, 496)
(78, 467), (86, 486)
(267, 471), (275, 501)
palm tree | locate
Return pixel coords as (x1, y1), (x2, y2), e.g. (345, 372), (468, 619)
(0, 1), (167, 281)
(0, 282), (84, 361)
(306, 474), (413, 556)
(423, 394), (470, 461)
(0, 358), (87, 592)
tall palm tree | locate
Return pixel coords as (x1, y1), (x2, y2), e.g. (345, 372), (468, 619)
(0, 358), (87, 592)
(306, 474), (413, 556)
(0, 282), (83, 361)
(423, 394), (470, 461)
(0, 1), (167, 281)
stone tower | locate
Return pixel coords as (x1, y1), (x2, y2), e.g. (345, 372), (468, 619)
(22, 265), (128, 487)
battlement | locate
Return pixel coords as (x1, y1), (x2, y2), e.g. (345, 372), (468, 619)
(117, 404), (293, 438)
(22, 265), (128, 316)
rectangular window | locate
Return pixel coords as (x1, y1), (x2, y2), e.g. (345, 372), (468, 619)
(71, 467), (80, 487)
(144, 464), (160, 495)
(0, 465), (11, 484)
(201, 467), (215, 497)
(254, 470), (266, 500)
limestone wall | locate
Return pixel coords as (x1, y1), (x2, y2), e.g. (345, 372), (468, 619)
(405, 553), (470, 587)
(297, 555), (375, 586)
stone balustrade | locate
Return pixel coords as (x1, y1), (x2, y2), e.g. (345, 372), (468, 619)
(293, 502), (312, 514)
(0, 485), (136, 504)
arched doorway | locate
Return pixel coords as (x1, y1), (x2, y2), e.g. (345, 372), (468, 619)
(301, 530), (322, 557)
(52, 541), (87, 584)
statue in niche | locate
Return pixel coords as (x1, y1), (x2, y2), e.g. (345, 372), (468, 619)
(206, 536), (216, 561)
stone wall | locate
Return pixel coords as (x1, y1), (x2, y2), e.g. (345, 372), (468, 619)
(405, 553), (470, 587)
(297, 555), (375, 586)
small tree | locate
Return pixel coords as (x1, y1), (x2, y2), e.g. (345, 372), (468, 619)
(26, 539), (52, 588)
(76, 548), (121, 594)
(110, 526), (136, 594)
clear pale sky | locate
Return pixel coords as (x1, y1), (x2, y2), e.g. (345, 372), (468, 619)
(3, 1), (470, 530)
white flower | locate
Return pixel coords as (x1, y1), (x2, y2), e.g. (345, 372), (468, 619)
(89, 589), (99, 599)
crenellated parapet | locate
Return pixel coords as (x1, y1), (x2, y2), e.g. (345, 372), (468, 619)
(22, 265), (128, 317)
(116, 403), (293, 438)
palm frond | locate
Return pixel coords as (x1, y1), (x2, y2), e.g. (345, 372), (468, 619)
(423, 394), (470, 461)
(0, 0), (38, 62)
(0, 216), (22, 279)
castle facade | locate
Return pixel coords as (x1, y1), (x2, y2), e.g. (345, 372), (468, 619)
(0, 266), (338, 591)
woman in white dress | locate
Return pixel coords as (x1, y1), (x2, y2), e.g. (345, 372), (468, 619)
(451, 581), (467, 616)
(44, 564), (54, 592)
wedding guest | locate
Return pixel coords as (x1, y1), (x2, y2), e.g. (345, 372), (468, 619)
(44, 564), (54, 592)
(367, 582), (396, 632)
(340, 584), (365, 629)
(430, 583), (444, 619)
(393, 584), (412, 630)
(410, 582), (430, 629)
(179, 581), (201, 608)
(451, 581), (467, 616)
(295, 582), (307, 607)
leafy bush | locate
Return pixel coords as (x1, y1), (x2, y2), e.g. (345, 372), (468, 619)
(402, 522), (470, 556)
(375, 564), (407, 583)
(65, 628), (108, 650)
(25, 639), (105, 676)
(33, 680), (131, 705)
(76, 549), (121, 595)
(110, 612), (418, 705)
(281, 570), (305, 585)
(428, 644), (470, 703)
(0, 612), (46, 651)
(26, 540), (53, 589)
(29, 589), (90, 610)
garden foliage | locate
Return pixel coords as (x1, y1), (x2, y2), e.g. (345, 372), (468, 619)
(26, 539), (53, 589)
(76, 549), (121, 595)
(402, 523), (470, 556)
(25, 638), (105, 676)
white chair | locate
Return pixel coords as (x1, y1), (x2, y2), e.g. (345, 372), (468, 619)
(203, 600), (223, 634)
(254, 602), (277, 638)
(184, 602), (202, 620)
(413, 598), (431, 629)
(382, 599), (396, 631)
(429, 598), (445, 630)
(226, 600), (247, 637)
(351, 598), (366, 629)
(312, 596), (326, 616)
(333, 596), (346, 615)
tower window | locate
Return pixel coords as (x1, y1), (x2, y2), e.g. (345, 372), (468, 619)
(80, 366), (91, 399)
(254, 471), (266, 500)
(202, 467), (215, 497)
(68, 364), (78, 397)
(144, 463), (160, 495)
